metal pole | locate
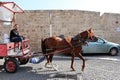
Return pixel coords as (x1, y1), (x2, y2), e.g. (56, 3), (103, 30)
(49, 12), (52, 37)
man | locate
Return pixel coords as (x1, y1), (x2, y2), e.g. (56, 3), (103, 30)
(10, 24), (23, 50)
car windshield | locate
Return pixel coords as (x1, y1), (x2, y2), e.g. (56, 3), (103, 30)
(87, 37), (107, 42)
(98, 37), (107, 42)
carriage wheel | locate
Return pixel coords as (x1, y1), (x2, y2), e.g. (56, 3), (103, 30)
(18, 57), (29, 65)
(4, 58), (19, 73)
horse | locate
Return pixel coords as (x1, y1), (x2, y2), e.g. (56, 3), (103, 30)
(41, 28), (98, 71)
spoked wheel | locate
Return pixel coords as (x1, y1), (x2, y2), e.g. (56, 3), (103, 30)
(4, 58), (19, 73)
(18, 57), (29, 65)
(109, 48), (118, 56)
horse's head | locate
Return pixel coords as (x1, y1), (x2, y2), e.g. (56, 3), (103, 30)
(86, 28), (98, 41)
(73, 28), (98, 42)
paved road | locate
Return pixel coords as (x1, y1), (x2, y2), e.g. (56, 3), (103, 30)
(0, 54), (120, 80)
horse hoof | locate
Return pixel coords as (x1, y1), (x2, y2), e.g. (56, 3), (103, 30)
(52, 64), (58, 71)
(71, 68), (75, 71)
(45, 64), (47, 67)
(45, 63), (48, 67)
(54, 68), (58, 71)
(72, 69), (75, 71)
(81, 68), (84, 72)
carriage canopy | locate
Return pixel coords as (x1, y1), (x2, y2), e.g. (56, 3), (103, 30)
(0, 2), (24, 23)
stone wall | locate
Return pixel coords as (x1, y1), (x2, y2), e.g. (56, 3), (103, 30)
(100, 13), (120, 43)
(0, 10), (120, 52)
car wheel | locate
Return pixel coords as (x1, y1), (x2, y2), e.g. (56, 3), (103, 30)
(109, 48), (118, 56)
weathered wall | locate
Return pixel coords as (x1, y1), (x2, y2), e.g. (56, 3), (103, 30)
(15, 10), (50, 51)
(0, 10), (120, 52)
(100, 13), (120, 43)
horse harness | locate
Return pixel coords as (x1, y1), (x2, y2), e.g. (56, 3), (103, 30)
(64, 34), (88, 54)
(44, 33), (89, 55)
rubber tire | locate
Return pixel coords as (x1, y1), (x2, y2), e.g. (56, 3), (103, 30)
(109, 48), (118, 56)
(18, 57), (29, 65)
(4, 58), (19, 73)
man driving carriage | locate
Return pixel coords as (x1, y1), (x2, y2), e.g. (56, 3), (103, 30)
(10, 24), (24, 51)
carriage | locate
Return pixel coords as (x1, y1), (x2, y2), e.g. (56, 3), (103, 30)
(0, 2), (98, 73)
(0, 2), (32, 73)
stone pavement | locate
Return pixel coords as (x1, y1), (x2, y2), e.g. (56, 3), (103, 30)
(0, 56), (120, 80)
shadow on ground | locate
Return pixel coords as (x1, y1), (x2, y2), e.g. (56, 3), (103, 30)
(0, 65), (82, 80)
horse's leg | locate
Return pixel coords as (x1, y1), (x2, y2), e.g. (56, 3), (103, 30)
(77, 53), (85, 72)
(51, 63), (58, 71)
(49, 54), (54, 62)
(71, 52), (75, 71)
(45, 55), (50, 67)
(45, 51), (54, 66)
(49, 54), (58, 71)
(65, 38), (76, 71)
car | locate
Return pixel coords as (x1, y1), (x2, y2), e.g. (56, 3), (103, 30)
(82, 37), (120, 56)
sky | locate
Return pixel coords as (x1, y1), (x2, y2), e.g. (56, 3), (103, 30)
(1, 0), (120, 14)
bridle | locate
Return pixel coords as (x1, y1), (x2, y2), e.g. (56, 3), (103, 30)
(73, 30), (93, 41)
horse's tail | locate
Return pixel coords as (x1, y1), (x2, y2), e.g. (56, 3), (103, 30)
(41, 38), (46, 54)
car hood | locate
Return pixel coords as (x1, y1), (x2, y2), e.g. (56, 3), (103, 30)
(106, 41), (120, 46)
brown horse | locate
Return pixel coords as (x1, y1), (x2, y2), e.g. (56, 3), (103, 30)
(41, 28), (97, 71)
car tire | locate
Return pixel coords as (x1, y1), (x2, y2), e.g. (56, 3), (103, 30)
(109, 48), (118, 56)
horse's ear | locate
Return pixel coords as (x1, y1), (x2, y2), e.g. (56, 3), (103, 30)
(89, 28), (94, 34)
(88, 28), (92, 32)
(89, 28), (92, 30)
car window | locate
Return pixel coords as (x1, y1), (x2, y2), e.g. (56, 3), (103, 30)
(97, 38), (104, 43)
(87, 38), (98, 42)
